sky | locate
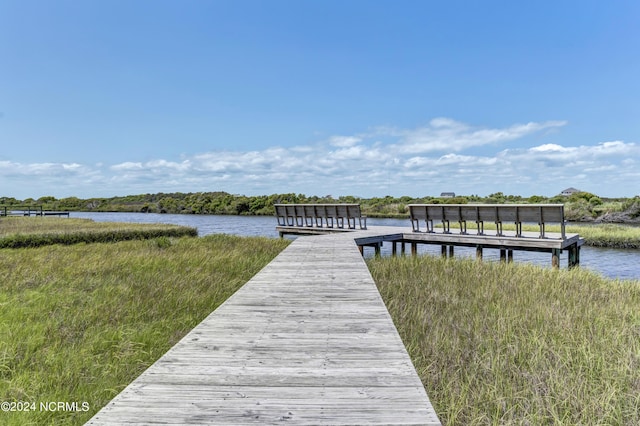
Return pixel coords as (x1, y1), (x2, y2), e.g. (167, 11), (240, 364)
(1, 0), (639, 200)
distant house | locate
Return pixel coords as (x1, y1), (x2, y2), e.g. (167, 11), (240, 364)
(440, 192), (456, 198)
(560, 187), (580, 197)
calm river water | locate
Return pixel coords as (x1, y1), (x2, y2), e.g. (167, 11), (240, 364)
(70, 212), (640, 281)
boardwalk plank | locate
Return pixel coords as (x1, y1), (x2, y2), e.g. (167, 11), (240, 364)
(88, 231), (441, 425)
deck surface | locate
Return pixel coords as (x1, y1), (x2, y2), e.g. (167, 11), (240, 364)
(88, 230), (441, 425)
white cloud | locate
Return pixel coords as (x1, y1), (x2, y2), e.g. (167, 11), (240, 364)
(388, 119), (568, 154)
(3, 118), (638, 198)
(111, 162), (144, 171)
(328, 136), (362, 147)
(530, 143), (573, 153)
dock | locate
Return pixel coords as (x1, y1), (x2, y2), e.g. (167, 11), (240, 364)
(275, 203), (583, 269)
(278, 225), (584, 269)
(1, 205), (70, 217)
(88, 231), (441, 425)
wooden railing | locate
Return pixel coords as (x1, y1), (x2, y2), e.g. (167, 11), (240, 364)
(275, 204), (367, 230)
(408, 204), (566, 239)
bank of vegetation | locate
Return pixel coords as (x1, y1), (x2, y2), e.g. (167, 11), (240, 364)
(2, 191), (639, 223)
(2, 216), (639, 424)
(368, 255), (640, 425)
(0, 217), (197, 248)
(0, 232), (290, 425)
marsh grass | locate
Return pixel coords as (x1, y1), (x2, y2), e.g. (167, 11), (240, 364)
(368, 255), (640, 425)
(0, 234), (289, 425)
(0, 217), (197, 248)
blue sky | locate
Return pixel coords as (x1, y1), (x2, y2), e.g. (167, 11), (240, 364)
(1, 0), (639, 199)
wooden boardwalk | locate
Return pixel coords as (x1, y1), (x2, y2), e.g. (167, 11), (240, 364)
(280, 225), (583, 269)
(88, 231), (441, 425)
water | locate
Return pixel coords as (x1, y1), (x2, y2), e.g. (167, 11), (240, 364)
(69, 212), (640, 281)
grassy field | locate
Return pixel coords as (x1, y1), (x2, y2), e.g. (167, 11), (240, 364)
(368, 255), (640, 425)
(0, 217), (197, 248)
(0, 233), (289, 425)
(2, 216), (639, 424)
(565, 223), (640, 248)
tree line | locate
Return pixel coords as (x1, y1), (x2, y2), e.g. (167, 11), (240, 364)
(2, 191), (639, 222)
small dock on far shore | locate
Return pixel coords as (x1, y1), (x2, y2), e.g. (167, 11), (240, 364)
(1, 205), (70, 217)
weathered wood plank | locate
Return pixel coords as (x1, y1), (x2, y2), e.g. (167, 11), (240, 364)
(88, 232), (440, 425)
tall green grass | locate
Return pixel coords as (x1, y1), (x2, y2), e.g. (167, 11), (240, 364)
(0, 234), (289, 425)
(368, 255), (640, 425)
(0, 217), (197, 248)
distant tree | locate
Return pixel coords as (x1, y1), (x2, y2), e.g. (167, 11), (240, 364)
(0, 197), (20, 205)
(487, 192), (506, 203)
(528, 195), (547, 203)
(37, 196), (57, 204)
(569, 191), (599, 203)
(589, 196), (603, 206)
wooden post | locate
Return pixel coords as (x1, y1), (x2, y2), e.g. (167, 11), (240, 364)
(411, 243), (417, 256)
(568, 244), (580, 269)
(374, 243), (381, 257)
(500, 249), (506, 262)
(441, 245), (447, 258)
(508, 250), (513, 263)
(552, 249), (560, 269)
(401, 242), (406, 256)
(358, 245), (364, 256)
(476, 245), (483, 260)
(392, 242), (397, 257)
(448, 245), (454, 258)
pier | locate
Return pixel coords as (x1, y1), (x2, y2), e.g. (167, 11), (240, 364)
(278, 204), (584, 269)
(1, 205), (70, 217)
(88, 231), (441, 425)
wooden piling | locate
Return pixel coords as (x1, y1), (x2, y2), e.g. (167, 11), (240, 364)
(552, 249), (560, 269)
(568, 244), (580, 269)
